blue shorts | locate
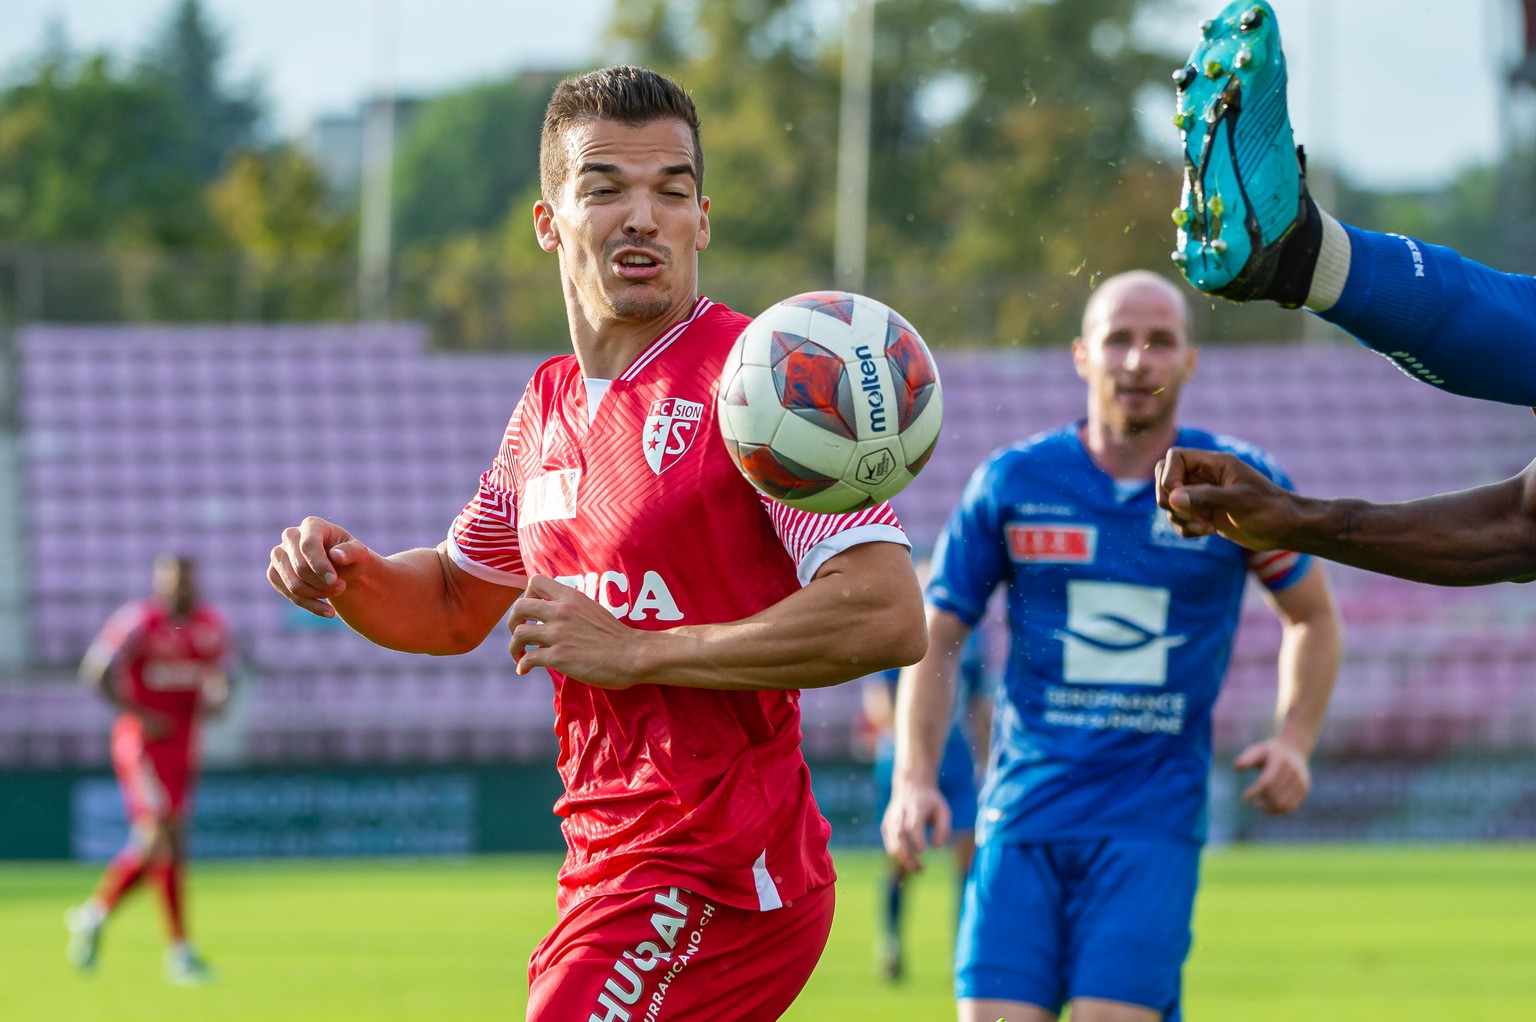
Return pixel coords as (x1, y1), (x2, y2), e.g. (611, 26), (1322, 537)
(954, 837), (1201, 1019)
(874, 729), (979, 833)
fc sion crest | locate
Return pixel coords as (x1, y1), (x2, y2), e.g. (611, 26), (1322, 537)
(643, 397), (705, 474)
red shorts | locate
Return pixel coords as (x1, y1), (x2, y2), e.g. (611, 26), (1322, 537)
(527, 883), (835, 1022)
(111, 728), (194, 823)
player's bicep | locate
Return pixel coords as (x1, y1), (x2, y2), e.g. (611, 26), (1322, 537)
(810, 540), (923, 605)
(437, 545), (522, 647)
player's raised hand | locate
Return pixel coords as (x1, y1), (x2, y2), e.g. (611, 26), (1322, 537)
(1234, 737), (1312, 816)
(1156, 447), (1290, 550)
(268, 516), (375, 617)
(507, 575), (638, 687)
(881, 780), (951, 875)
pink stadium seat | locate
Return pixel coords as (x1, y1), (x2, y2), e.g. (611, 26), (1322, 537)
(14, 326), (1536, 766)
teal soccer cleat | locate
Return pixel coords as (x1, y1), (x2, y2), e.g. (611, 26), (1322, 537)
(1172, 1), (1315, 304)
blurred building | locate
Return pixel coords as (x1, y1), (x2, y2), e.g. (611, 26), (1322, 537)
(298, 95), (424, 204)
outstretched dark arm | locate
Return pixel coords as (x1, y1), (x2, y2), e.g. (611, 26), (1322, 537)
(1158, 449), (1536, 586)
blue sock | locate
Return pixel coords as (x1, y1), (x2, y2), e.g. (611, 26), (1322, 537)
(1319, 225), (1536, 406)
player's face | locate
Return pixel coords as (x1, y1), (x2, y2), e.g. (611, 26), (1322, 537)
(534, 117), (711, 328)
(1073, 282), (1195, 435)
(153, 557), (198, 615)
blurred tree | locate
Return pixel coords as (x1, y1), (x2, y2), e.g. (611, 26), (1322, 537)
(201, 145), (355, 320)
(137, 0), (262, 180)
(611, 0), (842, 266)
(607, 0), (1184, 347)
(207, 145), (354, 264)
(892, 0), (1184, 344)
(392, 74), (555, 250)
(0, 54), (208, 245)
(0, 0), (262, 248)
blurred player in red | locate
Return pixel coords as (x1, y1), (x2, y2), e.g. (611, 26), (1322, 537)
(268, 65), (926, 1020)
(65, 553), (232, 985)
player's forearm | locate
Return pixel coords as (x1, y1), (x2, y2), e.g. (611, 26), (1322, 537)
(1273, 617), (1342, 758)
(330, 547), (499, 655)
(626, 542), (926, 691)
(1271, 474), (1536, 585)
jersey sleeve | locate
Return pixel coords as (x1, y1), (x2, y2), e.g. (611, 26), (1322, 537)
(926, 454), (1011, 627)
(84, 602), (149, 669)
(447, 401), (530, 587)
(758, 497), (910, 586)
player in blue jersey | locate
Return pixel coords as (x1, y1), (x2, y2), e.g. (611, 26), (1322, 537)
(864, 627), (993, 982)
(1154, 0), (1536, 587)
(883, 270), (1343, 1022)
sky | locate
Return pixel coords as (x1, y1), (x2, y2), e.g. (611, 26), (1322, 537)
(2, 0), (1529, 192)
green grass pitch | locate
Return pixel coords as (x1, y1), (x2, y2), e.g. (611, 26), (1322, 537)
(3, 845), (1534, 1020)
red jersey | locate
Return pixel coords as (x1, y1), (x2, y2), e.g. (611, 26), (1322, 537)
(449, 297), (908, 915)
(87, 599), (231, 747)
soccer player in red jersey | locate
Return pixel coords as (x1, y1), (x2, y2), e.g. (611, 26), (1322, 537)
(268, 66), (927, 1019)
(65, 553), (232, 985)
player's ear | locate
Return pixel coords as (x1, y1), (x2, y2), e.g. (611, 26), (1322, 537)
(695, 195), (711, 253)
(533, 200), (560, 253)
(1071, 336), (1089, 380)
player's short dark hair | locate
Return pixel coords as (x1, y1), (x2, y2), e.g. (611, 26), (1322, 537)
(539, 65), (704, 201)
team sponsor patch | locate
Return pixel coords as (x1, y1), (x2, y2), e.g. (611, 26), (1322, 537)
(1006, 523), (1097, 564)
(521, 468), (581, 525)
(1057, 580), (1187, 687)
(642, 398), (705, 475)
(589, 888), (716, 1022)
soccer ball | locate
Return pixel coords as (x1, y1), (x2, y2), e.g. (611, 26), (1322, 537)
(716, 290), (943, 514)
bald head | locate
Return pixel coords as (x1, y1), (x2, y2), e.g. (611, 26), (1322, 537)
(1081, 271), (1190, 341)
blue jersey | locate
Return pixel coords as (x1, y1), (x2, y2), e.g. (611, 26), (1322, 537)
(927, 423), (1310, 845)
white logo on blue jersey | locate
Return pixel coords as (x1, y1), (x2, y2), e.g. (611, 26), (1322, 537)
(1057, 581), (1188, 686)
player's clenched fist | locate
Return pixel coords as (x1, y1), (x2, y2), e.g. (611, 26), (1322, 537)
(267, 515), (373, 618)
(1156, 446), (1295, 550)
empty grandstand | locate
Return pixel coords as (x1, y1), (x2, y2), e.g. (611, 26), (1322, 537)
(4, 324), (1536, 850)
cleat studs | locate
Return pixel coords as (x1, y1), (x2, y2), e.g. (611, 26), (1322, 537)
(1239, 7), (1265, 31)
(1171, 250), (1188, 265)
(1173, 65), (1198, 90)
(1204, 60), (1224, 79)
(1172, 112), (1191, 130)
(1208, 195), (1224, 218)
(1200, 18), (1215, 37)
(1210, 239), (1228, 254)
(1234, 48), (1252, 68)
(1171, 208), (1190, 227)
